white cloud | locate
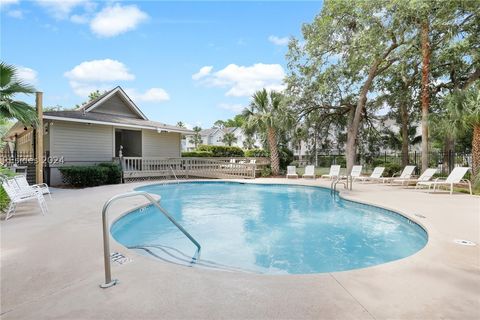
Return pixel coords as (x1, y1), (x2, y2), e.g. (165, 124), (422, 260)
(90, 3), (148, 37)
(64, 59), (134, 96)
(194, 63), (285, 97)
(70, 13), (89, 24)
(35, 0), (89, 19)
(268, 35), (289, 46)
(7, 9), (22, 18)
(127, 88), (170, 102)
(218, 103), (245, 113)
(192, 66), (213, 80)
(0, 0), (19, 7)
(16, 66), (38, 84)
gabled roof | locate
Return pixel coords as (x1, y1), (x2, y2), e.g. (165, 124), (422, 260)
(77, 86), (148, 120)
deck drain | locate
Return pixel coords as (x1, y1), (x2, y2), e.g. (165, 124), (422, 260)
(454, 239), (476, 246)
(414, 214), (426, 219)
(110, 252), (133, 265)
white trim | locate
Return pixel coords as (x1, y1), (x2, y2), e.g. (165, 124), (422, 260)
(84, 87), (148, 120)
(43, 115), (191, 134)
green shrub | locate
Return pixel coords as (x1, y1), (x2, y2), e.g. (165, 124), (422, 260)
(197, 145), (244, 157)
(261, 166), (272, 177)
(279, 147), (294, 170)
(0, 185), (9, 212)
(383, 163), (402, 177)
(59, 163), (121, 187)
(98, 163), (122, 184)
(245, 148), (269, 157)
(181, 151), (214, 157)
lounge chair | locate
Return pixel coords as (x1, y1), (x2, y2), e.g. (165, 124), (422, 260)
(392, 168), (437, 186)
(416, 167), (472, 195)
(302, 165), (315, 179)
(321, 165), (341, 180)
(13, 175), (52, 199)
(1, 179), (48, 220)
(355, 167), (385, 182)
(347, 165), (363, 181)
(286, 166), (298, 179)
(382, 165), (416, 184)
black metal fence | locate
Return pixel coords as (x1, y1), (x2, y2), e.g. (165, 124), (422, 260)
(299, 151), (471, 175)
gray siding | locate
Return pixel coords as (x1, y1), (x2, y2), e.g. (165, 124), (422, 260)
(91, 93), (140, 118)
(142, 130), (181, 157)
(50, 121), (113, 162)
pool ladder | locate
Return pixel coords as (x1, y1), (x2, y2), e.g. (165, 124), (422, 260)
(331, 175), (353, 195)
(100, 191), (201, 289)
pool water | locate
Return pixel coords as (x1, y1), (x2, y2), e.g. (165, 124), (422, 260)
(111, 182), (427, 274)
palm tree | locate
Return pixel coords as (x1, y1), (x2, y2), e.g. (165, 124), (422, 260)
(0, 62), (38, 126)
(243, 89), (291, 176)
(221, 132), (237, 146)
(176, 121), (185, 128)
(189, 126), (203, 149)
(447, 85), (480, 177)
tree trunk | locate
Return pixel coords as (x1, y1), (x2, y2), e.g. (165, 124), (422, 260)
(267, 126), (280, 176)
(399, 100), (409, 166)
(420, 20), (431, 173)
(443, 136), (454, 172)
(472, 125), (480, 178)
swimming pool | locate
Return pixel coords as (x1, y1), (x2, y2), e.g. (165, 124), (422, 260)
(111, 182), (428, 274)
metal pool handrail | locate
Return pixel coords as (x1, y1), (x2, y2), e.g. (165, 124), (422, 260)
(100, 191), (201, 289)
(330, 175), (353, 195)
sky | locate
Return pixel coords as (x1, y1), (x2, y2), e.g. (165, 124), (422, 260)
(1, 0), (322, 128)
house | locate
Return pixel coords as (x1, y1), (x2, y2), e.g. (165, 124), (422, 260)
(2, 87), (191, 185)
(183, 127), (262, 151)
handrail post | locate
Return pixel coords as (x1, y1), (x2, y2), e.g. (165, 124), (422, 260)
(100, 191), (201, 289)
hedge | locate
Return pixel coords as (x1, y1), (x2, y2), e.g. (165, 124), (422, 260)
(0, 167), (15, 212)
(181, 151), (214, 157)
(59, 163), (121, 188)
(244, 149), (269, 157)
(197, 145), (244, 157)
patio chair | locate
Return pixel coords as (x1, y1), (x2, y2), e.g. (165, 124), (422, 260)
(13, 175), (52, 199)
(321, 165), (341, 180)
(346, 165), (363, 181)
(2, 179), (48, 220)
(302, 165), (315, 179)
(381, 165), (416, 184)
(286, 166), (298, 179)
(392, 168), (437, 186)
(416, 167), (472, 195)
(249, 159), (256, 164)
(355, 167), (385, 182)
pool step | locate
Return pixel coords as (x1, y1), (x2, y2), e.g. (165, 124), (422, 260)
(128, 244), (254, 273)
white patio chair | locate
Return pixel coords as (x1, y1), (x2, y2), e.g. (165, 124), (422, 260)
(321, 165), (341, 180)
(393, 168), (437, 186)
(345, 165), (363, 181)
(302, 165), (315, 179)
(286, 166), (298, 179)
(13, 175), (52, 199)
(355, 167), (385, 182)
(381, 165), (416, 184)
(2, 179), (48, 220)
(416, 167), (472, 195)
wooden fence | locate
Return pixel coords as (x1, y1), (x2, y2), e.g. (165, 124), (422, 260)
(121, 157), (269, 181)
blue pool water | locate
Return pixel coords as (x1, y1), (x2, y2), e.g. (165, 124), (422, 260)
(111, 182), (427, 274)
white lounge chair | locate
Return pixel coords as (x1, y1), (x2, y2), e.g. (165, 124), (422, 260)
(302, 165), (315, 179)
(381, 165), (416, 184)
(347, 165), (363, 181)
(392, 168), (437, 186)
(286, 166), (298, 179)
(355, 167), (385, 182)
(13, 175), (52, 199)
(321, 165), (341, 180)
(416, 167), (472, 195)
(2, 179), (48, 220)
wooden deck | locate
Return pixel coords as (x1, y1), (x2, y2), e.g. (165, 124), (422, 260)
(120, 157), (268, 181)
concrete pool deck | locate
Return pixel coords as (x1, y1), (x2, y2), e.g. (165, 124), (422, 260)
(1, 178), (479, 319)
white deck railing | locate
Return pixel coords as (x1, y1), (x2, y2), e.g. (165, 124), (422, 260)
(121, 157), (259, 180)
